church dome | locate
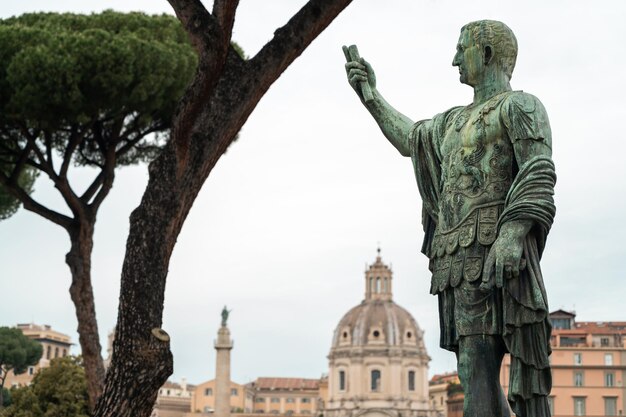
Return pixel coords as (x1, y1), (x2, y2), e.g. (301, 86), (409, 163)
(324, 250), (435, 417)
(330, 251), (427, 353)
(331, 298), (424, 349)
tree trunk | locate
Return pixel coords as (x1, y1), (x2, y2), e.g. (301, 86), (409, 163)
(65, 219), (105, 411)
(94, 2), (353, 415)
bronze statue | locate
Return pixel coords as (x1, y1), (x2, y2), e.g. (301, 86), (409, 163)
(345, 20), (555, 417)
(221, 306), (231, 327)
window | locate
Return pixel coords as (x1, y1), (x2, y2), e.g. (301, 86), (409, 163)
(574, 372), (584, 387)
(285, 411), (294, 416)
(301, 398), (311, 403)
(46, 346), (51, 360)
(601, 337), (610, 347)
(339, 370), (346, 391)
(205, 388), (213, 396)
(605, 372), (615, 387)
(62, 349), (67, 357)
(551, 317), (571, 329)
(255, 397), (265, 403)
(369, 277), (374, 292)
(371, 370), (381, 392)
(28, 366), (34, 375)
(547, 397), (554, 416)
(375, 277), (381, 293)
(573, 397), (586, 416)
(270, 398), (280, 403)
(231, 388), (238, 396)
(383, 278), (388, 292)
(408, 371), (415, 391)
(286, 398), (295, 403)
(55, 347), (59, 358)
(605, 397), (617, 416)
(574, 352), (582, 365)
(605, 353), (614, 365)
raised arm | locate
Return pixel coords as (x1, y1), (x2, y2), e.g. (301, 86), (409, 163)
(345, 58), (414, 156)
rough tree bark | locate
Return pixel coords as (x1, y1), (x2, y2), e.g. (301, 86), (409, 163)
(66, 219), (106, 410)
(93, 1), (353, 416)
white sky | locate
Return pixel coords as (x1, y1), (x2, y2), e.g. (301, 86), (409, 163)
(1, 1), (626, 386)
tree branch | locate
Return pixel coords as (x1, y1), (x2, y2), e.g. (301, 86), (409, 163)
(20, 127), (56, 178)
(212, 0), (239, 44)
(167, 0), (240, 173)
(167, 0), (218, 53)
(90, 148), (116, 212)
(60, 125), (89, 178)
(249, 0), (353, 90)
(0, 170), (72, 228)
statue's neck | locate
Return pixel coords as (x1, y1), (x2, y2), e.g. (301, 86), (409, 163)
(473, 70), (511, 104)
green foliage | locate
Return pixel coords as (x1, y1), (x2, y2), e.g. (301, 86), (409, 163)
(0, 164), (36, 220)
(0, 10), (197, 170)
(2, 387), (12, 406)
(3, 356), (89, 417)
(0, 327), (43, 378)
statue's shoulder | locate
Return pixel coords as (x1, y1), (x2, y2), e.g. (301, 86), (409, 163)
(501, 90), (546, 114)
(500, 91), (551, 144)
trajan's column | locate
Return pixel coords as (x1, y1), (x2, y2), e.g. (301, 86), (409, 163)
(215, 306), (233, 417)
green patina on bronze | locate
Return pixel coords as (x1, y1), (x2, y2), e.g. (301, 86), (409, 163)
(344, 20), (555, 417)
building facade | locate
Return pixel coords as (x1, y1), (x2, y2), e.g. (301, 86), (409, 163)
(325, 252), (437, 417)
(191, 379), (251, 414)
(428, 372), (460, 417)
(248, 377), (322, 415)
(500, 310), (626, 416)
(4, 323), (72, 387)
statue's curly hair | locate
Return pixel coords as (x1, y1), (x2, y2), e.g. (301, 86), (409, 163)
(461, 20), (518, 79)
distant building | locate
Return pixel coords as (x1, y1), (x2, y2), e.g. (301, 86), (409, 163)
(428, 372), (460, 417)
(500, 310), (626, 416)
(325, 251), (437, 417)
(152, 379), (195, 417)
(3, 323), (72, 387)
(248, 377), (322, 415)
(190, 379), (251, 414)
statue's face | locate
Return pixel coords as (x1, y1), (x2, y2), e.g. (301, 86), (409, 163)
(452, 29), (484, 87)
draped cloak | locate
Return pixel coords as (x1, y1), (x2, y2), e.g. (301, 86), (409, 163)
(408, 91), (556, 417)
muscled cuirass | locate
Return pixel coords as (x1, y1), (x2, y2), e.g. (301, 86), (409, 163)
(430, 92), (514, 294)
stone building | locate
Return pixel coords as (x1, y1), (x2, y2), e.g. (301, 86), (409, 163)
(3, 323), (72, 387)
(248, 377), (322, 415)
(427, 372), (460, 417)
(500, 310), (626, 416)
(325, 251), (437, 417)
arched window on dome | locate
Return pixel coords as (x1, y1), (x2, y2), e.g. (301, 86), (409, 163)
(339, 370), (346, 391)
(371, 370), (381, 392)
(383, 277), (388, 292)
(408, 370), (416, 391)
(369, 277), (374, 293)
(375, 277), (381, 293)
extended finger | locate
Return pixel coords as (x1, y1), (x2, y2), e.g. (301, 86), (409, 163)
(504, 264), (513, 280)
(482, 250), (495, 284)
(511, 260), (520, 279)
(495, 258), (504, 288)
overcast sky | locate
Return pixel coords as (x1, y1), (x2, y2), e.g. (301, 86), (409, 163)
(1, 1), (625, 386)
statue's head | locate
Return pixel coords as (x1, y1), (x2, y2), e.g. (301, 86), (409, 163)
(453, 20), (518, 86)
